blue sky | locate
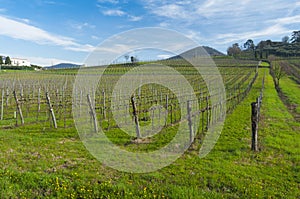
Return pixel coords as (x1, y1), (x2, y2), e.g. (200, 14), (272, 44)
(0, 0), (300, 66)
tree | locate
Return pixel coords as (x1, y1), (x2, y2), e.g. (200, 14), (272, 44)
(244, 39), (255, 51)
(282, 36), (289, 43)
(291, 30), (300, 43)
(124, 55), (129, 63)
(273, 61), (286, 88)
(266, 40), (272, 46)
(269, 55), (286, 88)
(130, 56), (138, 63)
(0, 56), (3, 65)
(227, 43), (241, 57)
(5, 56), (11, 65)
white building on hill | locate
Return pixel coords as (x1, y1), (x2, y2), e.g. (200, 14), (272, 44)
(11, 58), (31, 66)
(1, 56), (31, 66)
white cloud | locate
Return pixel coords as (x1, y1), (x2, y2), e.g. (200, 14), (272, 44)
(0, 15), (94, 52)
(216, 25), (290, 44)
(157, 54), (172, 59)
(43, 1), (57, 5)
(65, 44), (96, 52)
(158, 22), (170, 28)
(71, 22), (95, 30)
(20, 18), (31, 24)
(100, 8), (142, 22)
(35, 0), (65, 6)
(116, 24), (132, 29)
(195, 0), (256, 18)
(151, 4), (189, 19)
(95, 44), (138, 54)
(128, 15), (143, 22)
(91, 35), (101, 40)
(0, 15), (75, 46)
(97, 0), (119, 4)
(141, 0), (300, 50)
(143, 0), (296, 24)
(102, 9), (126, 16)
(185, 30), (204, 42)
(268, 15), (300, 26)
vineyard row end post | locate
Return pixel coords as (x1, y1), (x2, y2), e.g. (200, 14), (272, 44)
(46, 92), (57, 129)
(131, 95), (141, 139)
(1, 89), (4, 120)
(251, 102), (258, 151)
(13, 90), (24, 126)
(87, 94), (98, 133)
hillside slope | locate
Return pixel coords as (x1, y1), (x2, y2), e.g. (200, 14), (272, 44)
(168, 46), (224, 60)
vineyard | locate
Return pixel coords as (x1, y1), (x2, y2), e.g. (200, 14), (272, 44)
(286, 59), (300, 83)
(0, 57), (299, 198)
(0, 58), (258, 139)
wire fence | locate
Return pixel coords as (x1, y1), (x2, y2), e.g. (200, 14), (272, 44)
(251, 72), (265, 151)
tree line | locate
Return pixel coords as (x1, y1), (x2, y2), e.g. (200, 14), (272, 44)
(227, 30), (300, 58)
(0, 56), (11, 65)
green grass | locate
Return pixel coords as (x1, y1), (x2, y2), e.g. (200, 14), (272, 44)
(279, 76), (300, 114)
(0, 69), (299, 198)
(259, 61), (270, 67)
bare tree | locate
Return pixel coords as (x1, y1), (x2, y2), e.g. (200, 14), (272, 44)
(124, 55), (129, 63)
(272, 61), (286, 88)
(227, 43), (241, 57)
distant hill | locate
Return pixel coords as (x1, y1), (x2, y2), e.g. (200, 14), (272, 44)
(168, 46), (225, 60)
(44, 63), (81, 69)
(202, 46), (225, 56)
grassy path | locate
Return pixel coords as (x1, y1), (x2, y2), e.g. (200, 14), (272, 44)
(278, 75), (300, 121)
(186, 68), (300, 198)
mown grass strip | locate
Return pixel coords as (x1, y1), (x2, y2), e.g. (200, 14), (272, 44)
(279, 76), (300, 117)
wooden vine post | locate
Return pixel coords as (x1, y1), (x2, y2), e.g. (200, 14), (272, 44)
(1, 89), (4, 120)
(46, 92), (57, 129)
(13, 90), (24, 126)
(131, 95), (141, 139)
(36, 88), (41, 121)
(165, 95), (168, 126)
(187, 100), (193, 144)
(251, 102), (258, 151)
(206, 96), (209, 130)
(102, 90), (106, 119)
(87, 94), (98, 133)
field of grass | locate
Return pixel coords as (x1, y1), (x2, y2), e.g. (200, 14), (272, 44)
(0, 66), (299, 198)
(279, 75), (300, 117)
